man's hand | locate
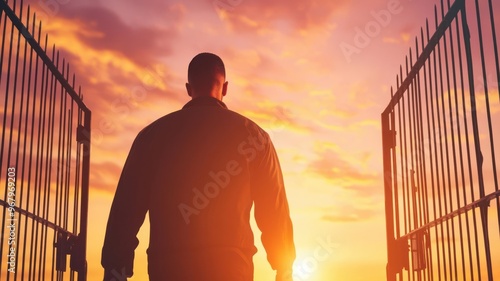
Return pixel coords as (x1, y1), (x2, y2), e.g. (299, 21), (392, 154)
(276, 269), (294, 281)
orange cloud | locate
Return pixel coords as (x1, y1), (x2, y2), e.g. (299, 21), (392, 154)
(241, 101), (314, 134)
(89, 161), (123, 192)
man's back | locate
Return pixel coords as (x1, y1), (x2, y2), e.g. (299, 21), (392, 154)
(102, 53), (295, 281)
(102, 96), (295, 280)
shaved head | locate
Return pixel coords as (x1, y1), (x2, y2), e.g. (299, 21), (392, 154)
(187, 53), (226, 97)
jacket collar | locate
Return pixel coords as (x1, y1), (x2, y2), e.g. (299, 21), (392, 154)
(182, 96), (228, 110)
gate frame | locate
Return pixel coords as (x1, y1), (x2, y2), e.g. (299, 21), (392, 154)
(382, 0), (499, 280)
(0, 0), (90, 279)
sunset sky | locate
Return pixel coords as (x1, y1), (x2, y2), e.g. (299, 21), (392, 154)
(8, 0), (499, 280)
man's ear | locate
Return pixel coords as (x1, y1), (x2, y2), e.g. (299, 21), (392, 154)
(222, 81), (228, 97)
(186, 83), (192, 97)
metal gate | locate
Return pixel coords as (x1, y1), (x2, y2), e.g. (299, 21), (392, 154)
(0, 0), (90, 280)
(382, 0), (499, 280)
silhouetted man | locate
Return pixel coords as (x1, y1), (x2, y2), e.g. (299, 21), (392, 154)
(102, 52), (295, 281)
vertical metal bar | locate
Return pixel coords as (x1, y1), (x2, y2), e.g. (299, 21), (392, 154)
(487, 0), (500, 103)
(6, 0), (21, 279)
(439, 1), (460, 279)
(405, 53), (416, 281)
(384, 106), (396, 281)
(403, 60), (413, 278)
(26, 13), (41, 281)
(483, 0), (500, 247)
(420, 25), (435, 281)
(21, 11), (37, 281)
(398, 69), (409, 247)
(473, 0), (499, 210)
(489, 0), (500, 235)
(53, 54), (66, 280)
(0, 2), (8, 270)
(409, 47), (419, 280)
(0, 0), (4, 48)
(40, 42), (52, 281)
(458, 8), (482, 281)
(397, 73), (406, 281)
(429, 8), (448, 279)
(43, 44), (58, 281)
(454, 6), (476, 280)
(425, 18), (442, 281)
(16, 4), (31, 281)
(460, 3), (493, 281)
(435, 9), (450, 281)
(406, 51), (418, 250)
(391, 87), (401, 240)
(1, 0), (18, 273)
(395, 72), (406, 281)
(74, 84), (81, 238)
(475, 3), (500, 272)
(35, 32), (50, 281)
(413, 35), (428, 280)
(31, 29), (48, 281)
(65, 105), (72, 230)
(13, 2), (29, 280)
(57, 87), (67, 243)
(0, 1), (12, 183)
(0, 2), (8, 91)
(78, 108), (90, 281)
(445, 0), (467, 279)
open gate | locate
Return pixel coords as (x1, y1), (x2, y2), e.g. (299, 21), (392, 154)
(0, 0), (90, 280)
(382, 0), (499, 280)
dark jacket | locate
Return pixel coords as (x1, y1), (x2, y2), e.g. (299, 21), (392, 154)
(101, 96), (295, 280)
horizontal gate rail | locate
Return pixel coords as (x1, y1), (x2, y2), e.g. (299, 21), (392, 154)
(0, 200), (73, 236)
(402, 189), (500, 239)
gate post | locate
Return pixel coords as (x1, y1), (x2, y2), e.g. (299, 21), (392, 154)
(382, 112), (396, 281)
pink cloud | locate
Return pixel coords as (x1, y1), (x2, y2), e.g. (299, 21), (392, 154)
(308, 148), (380, 197)
(212, 0), (350, 33)
(55, 5), (177, 67)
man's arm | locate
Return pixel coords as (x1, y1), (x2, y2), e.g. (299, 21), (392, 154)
(101, 130), (153, 280)
(251, 131), (296, 279)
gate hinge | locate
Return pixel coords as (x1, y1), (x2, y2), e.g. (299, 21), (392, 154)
(55, 232), (72, 272)
(388, 237), (409, 274)
(410, 231), (428, 271)
(54, 232), (86, 274)
(70, 233), (86, 273)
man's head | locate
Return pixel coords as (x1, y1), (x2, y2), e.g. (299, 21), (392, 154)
(186, 52), (228, 100)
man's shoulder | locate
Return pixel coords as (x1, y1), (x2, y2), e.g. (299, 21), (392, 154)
(226, 109), (270, 136)
(135, 106), (270, 141)
(134, 109), (184, 139)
